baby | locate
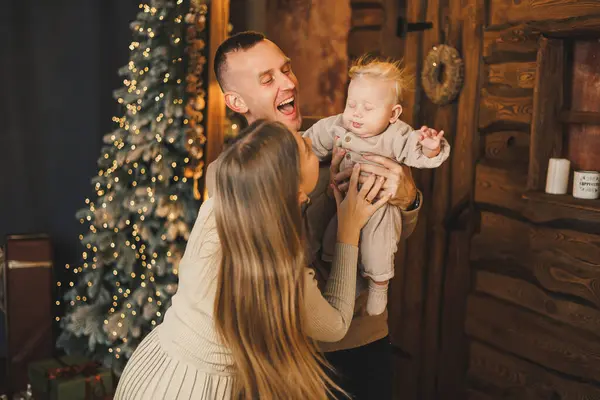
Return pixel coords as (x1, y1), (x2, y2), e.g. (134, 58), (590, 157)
(303, 56), (450, 316)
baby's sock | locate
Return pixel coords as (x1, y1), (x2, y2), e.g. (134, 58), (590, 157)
(366, 280), (389, 316)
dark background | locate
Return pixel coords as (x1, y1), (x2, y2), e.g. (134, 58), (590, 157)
(0, 1), (140, 273)
(0, 0), (250, 276)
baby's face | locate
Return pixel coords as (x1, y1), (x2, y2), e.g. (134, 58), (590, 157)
(342, 76), (397, 138)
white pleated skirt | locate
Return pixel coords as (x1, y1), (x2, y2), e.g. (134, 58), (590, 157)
(114, 327), (234, 399)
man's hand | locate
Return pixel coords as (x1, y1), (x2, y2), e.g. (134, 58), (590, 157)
(331, 153), (418, 210)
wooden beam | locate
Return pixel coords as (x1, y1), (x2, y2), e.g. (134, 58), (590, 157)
(485, 62), (537, 89)
(468, 341), (600, 398)
(392, 0), (427, 398)
(482, 131), (529, 164)
(471, 211), (600, 307)
(418, 0), (459, 395)
(559, 110), (600, 125)
(466, 294), (600, 384)
(483, 24), (540, 63)
(527, 37), (565, 191)
(523, 191), (600, 224)
(206, 0), (230, 167)
(474, 161), (528, 212)
(479, 88), (533, 131)
(488, 0), (600, 27)
(475, 270), (600, 338)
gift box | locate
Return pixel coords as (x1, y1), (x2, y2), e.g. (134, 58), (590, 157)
(2, 234), (54, 395)
(28, 355), (113, 400)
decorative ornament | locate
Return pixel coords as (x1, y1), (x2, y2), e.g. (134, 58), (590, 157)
(421, 44), (464, 105)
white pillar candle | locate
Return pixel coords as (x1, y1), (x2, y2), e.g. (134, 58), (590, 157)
(573, 170), (600, 199)
(545, 158), (570, 195)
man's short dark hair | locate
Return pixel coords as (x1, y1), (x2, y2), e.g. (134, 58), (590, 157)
(214, 31), (266, 89)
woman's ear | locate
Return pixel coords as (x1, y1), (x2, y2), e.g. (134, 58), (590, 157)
(224, 91), (249, 114)
(389, 104), (403, 123)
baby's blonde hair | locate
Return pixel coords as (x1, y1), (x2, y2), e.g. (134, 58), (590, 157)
(348, 55), (413, 103)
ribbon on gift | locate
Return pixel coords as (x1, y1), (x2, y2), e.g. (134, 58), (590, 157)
(84, 375), (109, 400)
(46, 359), (109, 400)
(47, 361), (100, 380)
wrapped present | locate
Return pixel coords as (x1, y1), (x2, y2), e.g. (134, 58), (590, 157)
(28, 355), (113, 400)
(2, 234), (54, 395)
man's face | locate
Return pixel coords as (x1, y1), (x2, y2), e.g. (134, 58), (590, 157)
(223, 40), (302, 133)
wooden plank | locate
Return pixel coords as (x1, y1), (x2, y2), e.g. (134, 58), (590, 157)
(485, 62), (537, 89)
(466, 294), (600, 384)
(348, 29), (381, 58)
(468, 341), (600, 399)
(482, 130), (529, 164)
(529, 228), (600, 307)
(475, 270), (600, 338)
(561, 110), (600, 125)
(527, 37), (564, 191)
(206, 0), (230, 166)
(479, 88), (533, 130)
(523, 191), (600, 224)
(451, 0), (484, 211)
(471, 212), (529, 263)
(419, 0), (457, 393)
(472, 211), (600, 307)
(436, 0), (484, 397)
(529, 14), (600, 36)
(351, 8), (384, 29)
(380, 0), (405, 60)
(489, 0), (600, 27)
(483, 25), (540, 63)
(474, 161), (527, 212)
(393, 0), (427, 398)
(436, 231), (472, 399)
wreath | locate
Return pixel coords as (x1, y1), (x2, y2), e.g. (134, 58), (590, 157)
(421, 44), (464, 105)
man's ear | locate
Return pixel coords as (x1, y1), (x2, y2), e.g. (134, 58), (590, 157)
(224, 91), (248, 114)
(390, 104), (403, 123)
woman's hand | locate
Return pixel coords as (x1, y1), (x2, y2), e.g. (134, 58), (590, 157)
(332, 163), (391, 246)
(332, 155), (417, 210)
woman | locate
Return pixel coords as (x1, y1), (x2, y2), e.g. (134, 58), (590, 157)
(114, 120), (390, 399)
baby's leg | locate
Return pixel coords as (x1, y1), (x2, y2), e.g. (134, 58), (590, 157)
(360, 205), (402, 316)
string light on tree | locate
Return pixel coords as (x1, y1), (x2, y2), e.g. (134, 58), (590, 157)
(57, 0), (206, 374)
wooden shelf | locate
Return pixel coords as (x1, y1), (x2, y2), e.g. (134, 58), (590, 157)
(559, 110), (600, 125)
(523, 191), (600, 224)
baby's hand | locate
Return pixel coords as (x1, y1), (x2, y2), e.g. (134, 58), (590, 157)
(418, 126), (444, 157)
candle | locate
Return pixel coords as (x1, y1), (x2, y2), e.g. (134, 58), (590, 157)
(545, 158), (570, 195)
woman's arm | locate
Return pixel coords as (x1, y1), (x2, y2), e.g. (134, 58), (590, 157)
(303, 243), (359, 342)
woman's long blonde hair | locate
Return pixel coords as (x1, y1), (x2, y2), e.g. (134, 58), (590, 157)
(213, 120), (342, 399)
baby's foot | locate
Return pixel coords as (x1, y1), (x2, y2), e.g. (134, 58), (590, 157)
(366, 280), (389, 316)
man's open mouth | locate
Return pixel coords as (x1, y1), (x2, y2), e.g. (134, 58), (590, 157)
(277, 96), (296, 115)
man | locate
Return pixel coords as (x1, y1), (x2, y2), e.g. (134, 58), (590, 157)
(208, 31), (422, 399)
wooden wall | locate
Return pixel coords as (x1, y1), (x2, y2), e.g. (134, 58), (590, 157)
(268, 1), (600, 398)
(464, 2), (600, 399)
(377, 0), (600, 399)
(265, 0), (351, 116)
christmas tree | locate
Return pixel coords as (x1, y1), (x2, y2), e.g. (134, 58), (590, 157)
(57, 0), (209, 373)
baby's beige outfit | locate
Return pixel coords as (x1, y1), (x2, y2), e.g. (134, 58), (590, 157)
(304, 114), (450, 287)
